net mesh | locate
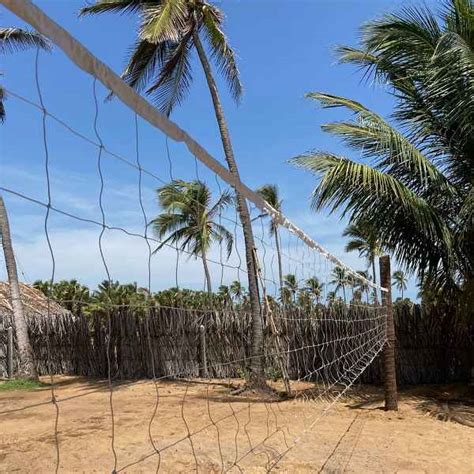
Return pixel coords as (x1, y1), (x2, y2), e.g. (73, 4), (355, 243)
(0, 1), (388, 471)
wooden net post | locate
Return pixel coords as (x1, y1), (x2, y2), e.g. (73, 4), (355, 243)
(199, 324), (208, 378)
(7, 326), (14, 378)
(379, 255), (398, 410)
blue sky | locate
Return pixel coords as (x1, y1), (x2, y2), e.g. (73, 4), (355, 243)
(1, 0), (436, 299)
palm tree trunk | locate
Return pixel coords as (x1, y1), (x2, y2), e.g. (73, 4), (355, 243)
(371, 258), (378, 303)
(0, 196), (37, 379)
(202, 250), (212, 295)
(401, 286), (404, 299)
(274, 228), (283, 294)
(193, 32), (265, 387)
(342, 286), (346, 303)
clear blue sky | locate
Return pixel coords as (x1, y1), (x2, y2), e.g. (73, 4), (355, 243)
(1, 0), (437, 299)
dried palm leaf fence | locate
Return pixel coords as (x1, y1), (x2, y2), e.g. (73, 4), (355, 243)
(0, 0), (423, 470)
(1, 297), (470, 385)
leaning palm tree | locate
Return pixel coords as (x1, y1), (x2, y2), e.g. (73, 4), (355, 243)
(81, 0), (265, 386)
(343, 221), (382, 301)
(392, 270), (408, 299)
(330, 266), (349, 303)
(292, 0), (473, 301)
(151, 180), (233, 294)
(256, 184), (284, 292)
(0, 28), (48, 379)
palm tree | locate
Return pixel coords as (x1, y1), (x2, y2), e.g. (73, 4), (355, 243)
(256, 184), (284, 292)
(352, 289), (363, 304)
(355, 270), (371, 303)
(0, 29), (49, 379)
(304, 276), (323, 304)
(283, 274), (298, 304)
(217, 285), (231, 304)
(0, 197), (37, 379)
(81, 0), (265, 385)
(330, 266), (349, 303)
(0, 27), (49, 121)
(392, 270), (408, 299)
(343, 221), (382, 301)
(151, 180), (233, 294)
(34, 279), (91, 314)
(326, 291), (336, 305)
(292, 1), (473, 301)
(229, 280), (244, 302)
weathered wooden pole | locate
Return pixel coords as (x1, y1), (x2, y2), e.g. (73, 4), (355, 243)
(199, 324), (208, 378)
(379, 255), (398, 410)
(0, 196), (37, 380)
(7, 326), (14, 378)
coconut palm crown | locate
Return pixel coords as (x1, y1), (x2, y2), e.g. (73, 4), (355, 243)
(292, 0), (473, 298)
(80, 0), (241, 117)
(151, 179), (233, 293)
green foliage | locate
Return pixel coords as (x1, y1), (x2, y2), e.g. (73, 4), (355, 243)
(292, 0), (473, 299)
(256, 184), (282, 236)
(0, 379), (46, 392)
(236, 366), (251, 382)
(281, 274), (298, 304)
(151, 179), (233, 259)
(265, 366), (282, 382)
(0, 27), (49, 122)
(80, 0), (242, 116)
(329, 266), (350, 301)
(392, 270), (408, 298)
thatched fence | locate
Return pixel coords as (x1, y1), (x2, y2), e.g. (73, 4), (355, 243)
(0, 304), (471, 385)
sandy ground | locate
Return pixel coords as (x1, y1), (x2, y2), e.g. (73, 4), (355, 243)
(0, 376), (472, 473)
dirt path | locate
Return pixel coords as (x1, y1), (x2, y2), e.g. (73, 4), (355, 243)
(0, 377), (472, 472)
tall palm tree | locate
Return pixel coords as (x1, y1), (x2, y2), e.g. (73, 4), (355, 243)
(151, 180), (233, 294)
(0, 28), (49, 379)
(343, 221), (382, 300)
(304, 276), (323, 304)
(283, 274), (298, 303)
(292, 0), (473, 301)
(81, 0), (265, 385)
(256, 184), (284, 292)
(330, 266), (349, 302)
(392, 270), (408, 299)
(0, 197), (37, 379)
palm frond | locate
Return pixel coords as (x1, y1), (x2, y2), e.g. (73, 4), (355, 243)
(292, 152), (452, 273)
(201, 3), (242, 102)
(121, 38), (172, 92)
(140, 0), (188, 43)
(211, 222), (234, 258)
(146, 31), (193, 116)
(79, 0), (147, 16)
(0, 27), (50, 53)
(0, 86), (5, 123)
(308, 92), (456, 196)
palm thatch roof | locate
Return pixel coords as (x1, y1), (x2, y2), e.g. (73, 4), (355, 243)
(0, 282), (69, 321)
